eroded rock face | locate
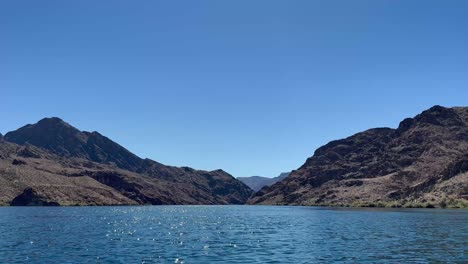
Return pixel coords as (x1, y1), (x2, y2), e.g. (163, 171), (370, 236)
(12, 159), (26, 166)
(17, 146), (42, 158)
(249, 106), (468, 207)
(10, 188), (59, 206)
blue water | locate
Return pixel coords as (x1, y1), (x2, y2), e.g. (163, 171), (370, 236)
(0, 206), (466, 263)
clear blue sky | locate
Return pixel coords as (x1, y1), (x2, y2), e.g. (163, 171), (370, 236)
(1, 1), (467, 177)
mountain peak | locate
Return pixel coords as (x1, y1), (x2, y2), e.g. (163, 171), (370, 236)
(37, 117), (78, 129)
(4, 117), (145, 172)
(397, 106), (465, 133)
(38, 116), (65, 123)
(4, 117), (86, 157)
(414, 105), (463, 127)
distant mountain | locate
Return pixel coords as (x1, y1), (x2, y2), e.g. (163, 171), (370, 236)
(1, 118), (252, 206)
(238, 172), (290, 192)
(249, 106), (468, 208)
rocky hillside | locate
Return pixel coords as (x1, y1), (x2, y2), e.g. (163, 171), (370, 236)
(249, 106), (468, 208)
(1, 118), (252, 206)
(238, 172), (290, 192)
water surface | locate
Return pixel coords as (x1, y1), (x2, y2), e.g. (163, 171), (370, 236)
(0, 206), (466, 263)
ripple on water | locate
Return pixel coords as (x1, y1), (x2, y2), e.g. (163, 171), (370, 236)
(0, 206), (466, 263)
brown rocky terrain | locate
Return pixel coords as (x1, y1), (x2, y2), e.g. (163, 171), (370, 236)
(249, 106), (468, 208)
(0, 118), (252, 206)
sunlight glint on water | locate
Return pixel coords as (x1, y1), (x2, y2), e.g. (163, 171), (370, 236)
(0, 206), (466, 263)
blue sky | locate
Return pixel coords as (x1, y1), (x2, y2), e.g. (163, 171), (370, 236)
(1, 1), (467, 177)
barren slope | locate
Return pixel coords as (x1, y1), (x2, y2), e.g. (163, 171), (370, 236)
(249, 106), (468, 208)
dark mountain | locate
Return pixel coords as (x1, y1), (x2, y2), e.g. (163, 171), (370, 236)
(238, 172), (290, 192)
(249, 106), (468, 208)
(1, 118), (252, 206)
(5, 118), (142, 171)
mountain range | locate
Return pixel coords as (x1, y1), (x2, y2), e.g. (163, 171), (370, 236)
(249, 106), (468, 208)
(238, 172), (290, 191)
(0, 118), (252, 206)
(1, 105), (467, 208)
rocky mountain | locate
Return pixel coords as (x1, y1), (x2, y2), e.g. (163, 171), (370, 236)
(249, 106), (468, 208)
(4, 117), (143, 172)
(238, 172), (290, 192)
(1, 118), (253, 206)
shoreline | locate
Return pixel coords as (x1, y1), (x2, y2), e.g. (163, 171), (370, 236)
(1, 202), (467, 209)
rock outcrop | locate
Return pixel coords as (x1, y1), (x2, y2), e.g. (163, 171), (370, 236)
(11, 188), (60, 206)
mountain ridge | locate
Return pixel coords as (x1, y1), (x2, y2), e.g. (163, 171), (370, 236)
(1, 117), (253, 206)
(2, 105), (467, 207)
(249, 106), (468, 208)
(238, 172), (290, 192)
